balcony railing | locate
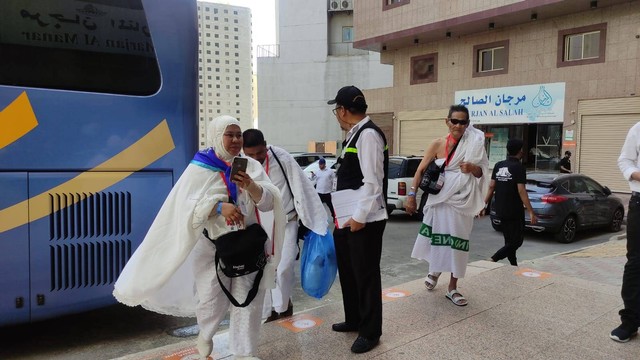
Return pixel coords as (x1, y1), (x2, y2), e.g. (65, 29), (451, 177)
(257, 44), (279, 58)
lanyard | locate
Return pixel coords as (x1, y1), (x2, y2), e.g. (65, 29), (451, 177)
(444, 134), (458, 166)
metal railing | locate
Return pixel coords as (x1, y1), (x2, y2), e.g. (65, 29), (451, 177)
(257, 44), (279, 58)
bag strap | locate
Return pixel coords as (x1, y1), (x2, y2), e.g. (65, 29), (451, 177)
(269, 147), (296, 208)
(215, 254), (264, 308)
(440, 138), (460, 170)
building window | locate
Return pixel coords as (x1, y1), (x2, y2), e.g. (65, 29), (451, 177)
(342, 27), (354, 43)
(557, 23), (606, 68)
(410, 53), (438, 85)
(472, 40), (509, 78)
(383, 0), (410, 11)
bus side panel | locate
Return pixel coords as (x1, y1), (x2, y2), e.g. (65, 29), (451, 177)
(28, 171), (172, 322)
(0, 173), (30, 326)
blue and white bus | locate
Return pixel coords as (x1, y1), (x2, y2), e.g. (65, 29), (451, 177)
(0, 0), (198, 326)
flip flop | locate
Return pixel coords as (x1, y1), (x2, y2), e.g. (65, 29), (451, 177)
(445, 289), (468, 306)
(424, 273), (440, 290)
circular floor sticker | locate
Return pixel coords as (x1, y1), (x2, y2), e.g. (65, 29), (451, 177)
(521, 271), (542, 278)
(385, 291), (406, 298)
(292, 319), (317, 329)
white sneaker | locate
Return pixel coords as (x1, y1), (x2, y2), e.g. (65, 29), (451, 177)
(196, 335), (213, 359)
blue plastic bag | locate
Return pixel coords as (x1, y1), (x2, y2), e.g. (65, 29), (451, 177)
(300, 230), (337, 299)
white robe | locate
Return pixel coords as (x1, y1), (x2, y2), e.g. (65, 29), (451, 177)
(260, 145), (329, 314)
(113, 156), (286, 317)
(411, 126), (489, 278)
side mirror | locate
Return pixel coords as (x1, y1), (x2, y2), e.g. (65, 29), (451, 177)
(603, 186), (612, 196)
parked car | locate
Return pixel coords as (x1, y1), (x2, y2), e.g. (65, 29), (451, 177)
(291, 152), (336, 168)
(303, 158), (338, 187)
(386, 155), (427, 218)
(489, 172), (624, 243)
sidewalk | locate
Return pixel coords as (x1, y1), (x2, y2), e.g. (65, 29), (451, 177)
(114, 234), (638, 360)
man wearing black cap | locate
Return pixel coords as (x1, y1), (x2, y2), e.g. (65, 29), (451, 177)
(327, 85), (389, 353)
(480, 139), (536, 266)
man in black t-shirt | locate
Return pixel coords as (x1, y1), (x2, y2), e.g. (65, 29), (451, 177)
(559, 151), (572, 173)
(480, 139), (536, 266)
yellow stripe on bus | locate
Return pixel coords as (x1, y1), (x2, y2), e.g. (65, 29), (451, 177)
(0, 119), (175, 233)
(0, 92), (38, 149)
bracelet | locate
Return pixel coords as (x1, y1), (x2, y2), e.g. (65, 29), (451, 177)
(408, 192), (416, 197)
(216, 202), (223, 214)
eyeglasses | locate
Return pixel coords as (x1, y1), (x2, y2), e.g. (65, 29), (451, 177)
(449, 118), (469, 126)
(332, 106), (343, 115)
(223, 132), (243, 140)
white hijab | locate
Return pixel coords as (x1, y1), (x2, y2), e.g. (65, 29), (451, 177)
(208, 115), (239, 161)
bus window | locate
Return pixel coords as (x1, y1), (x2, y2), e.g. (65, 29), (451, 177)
(0, 0), (160, 95)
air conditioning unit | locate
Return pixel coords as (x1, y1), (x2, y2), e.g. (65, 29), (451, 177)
(328, 1), (340, 11)
(340, 0), (353, 11)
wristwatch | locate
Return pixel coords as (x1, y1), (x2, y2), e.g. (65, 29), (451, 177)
(408, 192), (416, 197)
(216, 201), (224, 214)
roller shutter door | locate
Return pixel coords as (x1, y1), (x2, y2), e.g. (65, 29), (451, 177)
(399, 119), (448, 156)
(580, 114), (638, 192)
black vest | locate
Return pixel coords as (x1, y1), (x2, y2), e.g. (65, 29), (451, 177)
(336, 120), (389, 203)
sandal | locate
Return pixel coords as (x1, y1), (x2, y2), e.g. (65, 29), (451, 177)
(445, 289), (468, 306)
(424, 272), (440, 290)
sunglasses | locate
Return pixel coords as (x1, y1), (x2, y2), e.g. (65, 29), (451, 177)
(449, 118), (469, 126)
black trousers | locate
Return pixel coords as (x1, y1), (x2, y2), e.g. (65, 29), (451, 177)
(318, 192), (336, 218)
(333, 220), (386, 339)
(620, 196), (640, 329)
(491, 217), (524, 266)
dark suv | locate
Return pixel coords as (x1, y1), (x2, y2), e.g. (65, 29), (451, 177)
(386, 155), (426, 217)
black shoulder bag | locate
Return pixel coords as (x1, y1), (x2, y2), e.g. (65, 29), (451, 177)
(210, 222), (269, 307)
(419, 139), (460, 195)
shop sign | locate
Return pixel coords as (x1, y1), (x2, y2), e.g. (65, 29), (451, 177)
(455, 83), (565, 124)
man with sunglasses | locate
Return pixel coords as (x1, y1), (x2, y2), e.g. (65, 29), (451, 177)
(407, 105), (489, 307)
(328, 85), (389, 354)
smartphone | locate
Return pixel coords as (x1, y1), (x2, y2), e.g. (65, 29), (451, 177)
(230, 156), (248, 180)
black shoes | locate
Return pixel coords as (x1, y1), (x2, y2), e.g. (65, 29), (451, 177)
(264, 300), (293, 323)
(351, 336), (380, 353)
(610, 324), (638, 343)
(331, 322), (358, 332)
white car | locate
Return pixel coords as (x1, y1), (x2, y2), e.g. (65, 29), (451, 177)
(303, 158), (338, 188)
(386, 155), (426, 218)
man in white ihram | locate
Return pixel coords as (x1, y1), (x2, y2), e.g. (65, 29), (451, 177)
(242, 129), (329, 323)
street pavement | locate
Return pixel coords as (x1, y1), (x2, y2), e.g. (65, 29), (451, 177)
(115, 226), (638, 359)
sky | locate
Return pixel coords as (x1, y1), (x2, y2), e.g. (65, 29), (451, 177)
(218, 0), (277, 69)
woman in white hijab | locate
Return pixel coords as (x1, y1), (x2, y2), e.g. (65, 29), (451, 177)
(113, 115), (285, 360)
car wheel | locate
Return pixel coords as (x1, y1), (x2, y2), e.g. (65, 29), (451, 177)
(555, 215), (577, 243)
(386, 207), (394, 216)
(413, 193), (428, 220)
(491, 222), (502, 232)
(609, 207), (624, 232)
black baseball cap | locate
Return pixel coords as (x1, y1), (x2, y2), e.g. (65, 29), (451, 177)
(327, 85), (368, 112)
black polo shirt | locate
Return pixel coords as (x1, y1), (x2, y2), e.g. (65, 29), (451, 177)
(491, 157), (526, 220)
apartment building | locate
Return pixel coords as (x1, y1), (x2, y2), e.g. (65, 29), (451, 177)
(257, 0), (393, 153)
(197, 1), (253, 148)
(355, 0), (639, 192)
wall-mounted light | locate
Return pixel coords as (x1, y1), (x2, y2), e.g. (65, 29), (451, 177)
(530, 13), (537, 21)
(590, 0), (597, 8)
(445, 31), (451, 38)
(382, 45), (387, 51)
(414, 38), (419, 45)
(488, 22), (495, 30)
